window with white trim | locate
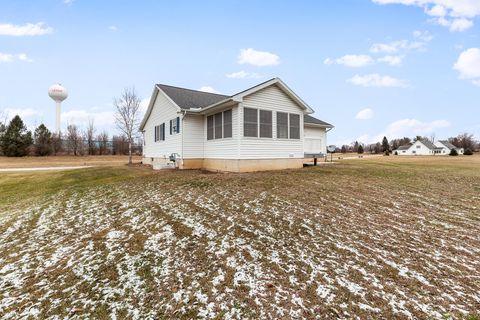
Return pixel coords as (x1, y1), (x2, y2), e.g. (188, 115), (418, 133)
(289, 114), (300, 139)
(154, 123), (165, 142)
(207, 115), (214, 140)
(259, 110), (272, 138)
(207, 109), (232, 140)
(214, 112), (223, 139)
(170, 117), (180, 135)
(244, 107), (258, 137)
(223, 110), (232, 138)
(276, 112), (288, 139)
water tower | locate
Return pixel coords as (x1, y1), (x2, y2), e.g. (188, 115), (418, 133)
(48, 84), (68, 134)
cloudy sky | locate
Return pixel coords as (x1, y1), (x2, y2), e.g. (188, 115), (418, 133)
(1, 0), (479, 145)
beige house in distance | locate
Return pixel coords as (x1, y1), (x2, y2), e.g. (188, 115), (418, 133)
(139, 78), (333, 172)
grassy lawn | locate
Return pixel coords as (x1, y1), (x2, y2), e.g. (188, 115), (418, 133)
(0, 156), (479, 319)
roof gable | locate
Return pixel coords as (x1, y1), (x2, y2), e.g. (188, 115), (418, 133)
(157, 84), (229, 110)
(418, 139), (438, 150)
(140, 78), (326, 131)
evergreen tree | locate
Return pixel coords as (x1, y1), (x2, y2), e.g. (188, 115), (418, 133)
(0, 115), (33, 157)
(382, 136), (390, 154)
(34, 124), (52, 156)
(357, 145), (364, 154)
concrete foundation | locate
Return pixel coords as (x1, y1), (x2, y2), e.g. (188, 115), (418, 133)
(144, 156), (304, 172)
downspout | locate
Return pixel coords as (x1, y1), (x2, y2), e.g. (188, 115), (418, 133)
(180, 109), (186, 168)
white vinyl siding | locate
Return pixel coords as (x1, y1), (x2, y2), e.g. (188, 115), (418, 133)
(239, 85), (304, 159)
(304, 126), (327, 154)
(183, 114), (204, 159)
(143, 90), (182, 159)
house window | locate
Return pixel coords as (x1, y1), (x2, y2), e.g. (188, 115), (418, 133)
(259, 110), (272, 138)
(224, 110), (232, 138)
(207, 115), (214, 140)
(214, 112), (223, 139)
(170, 117), (180, 135)
(207, 110), (232, 140)
(155, 123), (165, 142)
(244, 107), (258, 137)
(277, 112), (288, 139)
(289, 114), (300, 139)
(416, 145), (421, 149)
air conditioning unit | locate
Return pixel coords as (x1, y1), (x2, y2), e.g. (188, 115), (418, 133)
(169, 153), (181, 162)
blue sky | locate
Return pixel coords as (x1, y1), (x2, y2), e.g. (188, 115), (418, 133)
(1, 0), (479, 145)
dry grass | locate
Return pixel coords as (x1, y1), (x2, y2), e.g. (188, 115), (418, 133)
(0, 155), (143, 168)
(0, 156), (479, 319)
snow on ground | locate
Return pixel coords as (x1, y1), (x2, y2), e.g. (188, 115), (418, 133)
(0, 167), (479, 319)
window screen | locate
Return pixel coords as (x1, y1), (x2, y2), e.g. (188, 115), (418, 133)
(244, 107), (258, 137)
(277, 112), (288, 139)
(289, 114), (300, 139)
(207, 115), (214, 140)
(214, 112), (223, 139)
(259, 110), (272, 138)
(223, 110), (232, 138)
(160, 123), (165, 141)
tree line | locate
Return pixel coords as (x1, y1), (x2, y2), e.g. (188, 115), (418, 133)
(339, 134), (479, 155)
(0, 86), (142, 162)
(0, 115), (141, 157)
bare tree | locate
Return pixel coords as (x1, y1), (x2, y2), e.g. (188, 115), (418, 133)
(86, 119), (96, 155)
(97, 131), (109, 155)
(66, 124), (82, 156)
(114, 87), (141, 165)
(51, 132), (63, 155)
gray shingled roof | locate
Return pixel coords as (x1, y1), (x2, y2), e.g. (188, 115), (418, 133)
(438, 140), (457, 150)
(155, 83), (332, 127)
(420, 139), (440, 150)
(157, 84), (229, 110)
(304, 115), (333, 127)
(397, 144), (411, 150)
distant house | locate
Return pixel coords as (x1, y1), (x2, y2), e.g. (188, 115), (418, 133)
(434, 140), (464, 155)
(394, 139), (443, 155)
(139, 78), (333, 172)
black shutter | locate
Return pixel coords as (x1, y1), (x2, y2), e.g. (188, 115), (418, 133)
(176, 117), (180, 133)
(170, 120), (172, 135)
(162, 123), (165, 140)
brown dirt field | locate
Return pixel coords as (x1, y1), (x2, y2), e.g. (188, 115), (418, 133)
(0, 155), (143, 168)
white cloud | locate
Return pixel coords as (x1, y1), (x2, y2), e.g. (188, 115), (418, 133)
(108, 25), (118, 31)
(62, 110), (115, 129)
(413, 30), (434, 41)
(370, 39), (426, 54)
(378, 55), (403, 66)
(4, 108), (42, 120)
(348, 74), (410, 88)
(354, 118), (451, 144)
(198, 86), (220, 94)
(356, 108), (374, 120)
(0, 52), (33, 63)
(372, 0), (478, 32)
(238, 48), (280, 66)
(0, 22), (53, 36)
(379, 118), (450, 140)
(324, 54), (374, 67)
(453, 48), (480, 85)
(225, 71), (262, 79)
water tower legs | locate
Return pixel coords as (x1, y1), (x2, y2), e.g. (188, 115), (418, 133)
(56, 102), (61, 134)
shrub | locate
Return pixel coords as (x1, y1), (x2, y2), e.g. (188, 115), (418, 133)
(449, 148), (458, 156)
(464, 148), (473, 155)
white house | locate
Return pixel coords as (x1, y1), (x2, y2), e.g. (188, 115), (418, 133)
(139, 78), (333, 172)
(434, 140), (464, 155)
(394, 139), (442, 156)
